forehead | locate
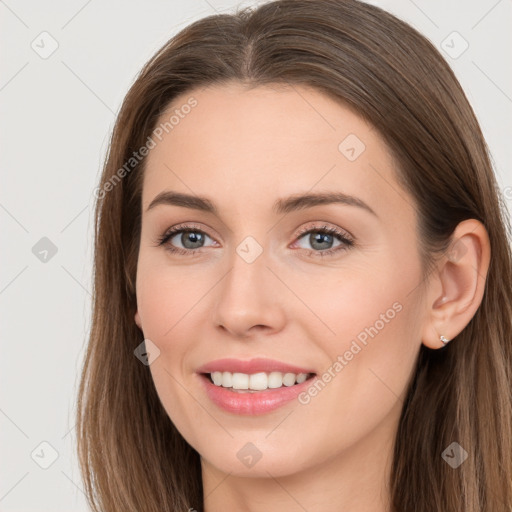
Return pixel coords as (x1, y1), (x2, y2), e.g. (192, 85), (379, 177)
(141, 82), (411, 223)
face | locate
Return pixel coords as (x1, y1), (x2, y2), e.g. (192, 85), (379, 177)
(134, 82), (428, 478)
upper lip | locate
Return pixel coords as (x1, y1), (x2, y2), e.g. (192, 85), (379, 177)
(196, 358), (316, 375)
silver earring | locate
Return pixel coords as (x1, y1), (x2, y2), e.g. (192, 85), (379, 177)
(440, 335), (450, 345)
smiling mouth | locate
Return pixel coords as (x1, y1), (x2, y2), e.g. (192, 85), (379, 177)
(201, 371), (316, 392)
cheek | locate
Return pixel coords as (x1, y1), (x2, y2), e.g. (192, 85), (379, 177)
(135, 255), (217, 407)
(135, 258), (206, 443)
(135, 255), (212, 337)
(286, 279), (421, 470)
(290, 256), (422, 405)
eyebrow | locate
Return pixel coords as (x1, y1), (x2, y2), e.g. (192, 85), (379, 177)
(146, 190), (377, 217)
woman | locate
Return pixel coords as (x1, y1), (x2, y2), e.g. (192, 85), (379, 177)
(77, 0), (512, 510)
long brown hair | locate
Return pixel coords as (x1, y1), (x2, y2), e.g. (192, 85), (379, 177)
(76, 1), (512, 510)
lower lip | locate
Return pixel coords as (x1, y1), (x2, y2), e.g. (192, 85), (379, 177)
(198, 373), (317, 415)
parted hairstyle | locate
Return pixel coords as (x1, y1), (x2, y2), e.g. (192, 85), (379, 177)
(76, 1), (512, 510)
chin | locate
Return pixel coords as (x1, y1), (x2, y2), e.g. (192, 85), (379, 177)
(198, 441), (315, 478)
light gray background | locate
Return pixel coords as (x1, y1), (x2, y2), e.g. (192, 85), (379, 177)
(1, 0), (511, 510)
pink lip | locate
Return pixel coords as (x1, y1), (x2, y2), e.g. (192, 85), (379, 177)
(197, 373), (317, 415)
(196, 357), (315, 375)
(195, 358), (317, 415)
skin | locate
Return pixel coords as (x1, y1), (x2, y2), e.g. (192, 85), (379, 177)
(134, 82), (490, 512)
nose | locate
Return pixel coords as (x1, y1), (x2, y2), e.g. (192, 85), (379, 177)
(211, 245), (287, 339)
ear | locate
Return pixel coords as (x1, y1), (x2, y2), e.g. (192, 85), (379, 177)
(134, 310), (142, 330)
(421, 219), (491, 349)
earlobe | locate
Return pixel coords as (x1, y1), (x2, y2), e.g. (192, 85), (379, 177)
(134, 310), (142, 329)
(421, 219), (491, 350)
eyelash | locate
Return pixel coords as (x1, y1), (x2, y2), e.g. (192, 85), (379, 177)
(155, 222), (355, 258)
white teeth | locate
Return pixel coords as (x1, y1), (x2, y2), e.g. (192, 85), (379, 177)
(282, 373), (296, 386)
(222, 371), (232, 387)
(268, 371), (284, 389)
(211, 371), (223, 386)
(232, 372), (249, 389)
(249, 372), (268, 390)
(208, 371), (311, 390)
(296, 373), (307, 384)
